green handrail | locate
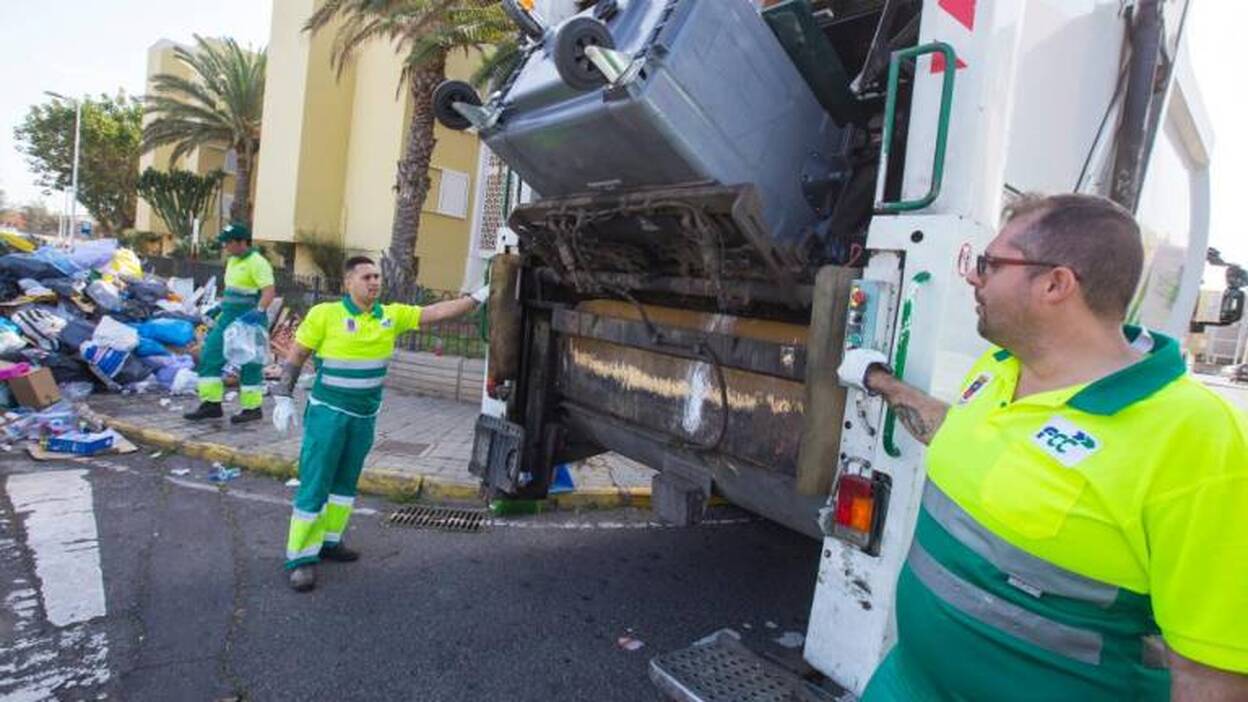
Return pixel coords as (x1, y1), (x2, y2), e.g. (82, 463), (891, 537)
(874, 42), (958, 213)
(883, 271), (930, 457)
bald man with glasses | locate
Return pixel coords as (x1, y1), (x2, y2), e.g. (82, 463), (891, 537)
(838, 193), (1248, 701)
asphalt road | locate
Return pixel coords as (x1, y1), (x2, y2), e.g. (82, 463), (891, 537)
(0, 449), (821, 701)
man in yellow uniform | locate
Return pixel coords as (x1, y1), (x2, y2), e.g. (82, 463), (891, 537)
(184, 223), (275, 424)
(838, 193), (1248, 700)
(271, 256), (489, 592)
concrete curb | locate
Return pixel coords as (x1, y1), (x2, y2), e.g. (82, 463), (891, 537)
(83, 406), (652, 511)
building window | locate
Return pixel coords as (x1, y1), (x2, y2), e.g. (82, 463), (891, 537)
(434, 168), (470, 219)
(224, 149), (238, 175)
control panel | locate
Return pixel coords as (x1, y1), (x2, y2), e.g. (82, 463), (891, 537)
(844, 280), (893, 354)
(821, 277), (898, 554)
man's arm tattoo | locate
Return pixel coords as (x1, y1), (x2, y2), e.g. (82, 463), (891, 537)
(894, 404), (935, 444)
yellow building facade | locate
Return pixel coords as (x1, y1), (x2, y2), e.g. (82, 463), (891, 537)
(134, 39), (242, 252)
(252, 0), (495, 292)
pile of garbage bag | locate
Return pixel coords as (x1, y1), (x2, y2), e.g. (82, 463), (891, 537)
(0, 234), (285, 419)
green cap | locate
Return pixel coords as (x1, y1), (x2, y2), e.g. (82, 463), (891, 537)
(216, 222), (252, 243)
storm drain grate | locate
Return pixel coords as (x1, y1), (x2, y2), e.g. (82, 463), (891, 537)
(385, 505), (490, 533)
(649, 630), (845, 702)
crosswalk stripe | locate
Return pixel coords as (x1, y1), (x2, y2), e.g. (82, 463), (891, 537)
(7, 469), (107, 626)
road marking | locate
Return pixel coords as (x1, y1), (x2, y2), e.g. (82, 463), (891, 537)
(2, 470), (111, 698)
(87, 457), (380, 516)
(162, 475), (378, 515)
(6, 469), (106, 627)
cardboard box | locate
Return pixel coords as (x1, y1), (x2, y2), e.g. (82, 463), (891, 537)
(8, 367), (61, 409)
(45, 431), (115, 456)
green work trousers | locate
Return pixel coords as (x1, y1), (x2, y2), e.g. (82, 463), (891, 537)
(284, 401), (377, 569)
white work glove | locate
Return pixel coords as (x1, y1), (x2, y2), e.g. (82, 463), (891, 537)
(272, 396), (298, 433)
(838, 348), (890, 394)
(469, 285), (490, 304)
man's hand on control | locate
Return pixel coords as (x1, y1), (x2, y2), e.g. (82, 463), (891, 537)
(838, 348), (891, 394)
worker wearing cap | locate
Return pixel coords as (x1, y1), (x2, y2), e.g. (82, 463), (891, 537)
(838, 193), (1248, 700)
(271, 255), (490, 592)
(184, 223), (275, 424)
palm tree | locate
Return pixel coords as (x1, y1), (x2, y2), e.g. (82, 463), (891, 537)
(305, 0), (517, 299)
(142, 36), (266, 228)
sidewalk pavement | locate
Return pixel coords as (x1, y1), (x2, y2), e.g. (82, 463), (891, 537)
(84, 388), (656, 509)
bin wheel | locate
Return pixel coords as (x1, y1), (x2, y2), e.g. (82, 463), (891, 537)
(554, 16), (616, 91)
(432, 80), (482, 131)
(503, 0), (545, 41)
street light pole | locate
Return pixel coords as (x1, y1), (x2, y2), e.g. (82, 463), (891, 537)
(69, 98), (82, 241)
(44, 91), (82, 245)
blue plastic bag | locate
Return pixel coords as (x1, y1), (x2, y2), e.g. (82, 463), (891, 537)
(134, 318), (196, 347)
(31, 246), (85, 276)
(67, 239), (118, 271)
(133, 337), (170, 357)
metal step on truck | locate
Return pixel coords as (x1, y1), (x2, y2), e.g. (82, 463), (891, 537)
(433, 0), (1241, 697)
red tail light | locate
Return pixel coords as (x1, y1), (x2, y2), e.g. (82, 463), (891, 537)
(832, 473), (890, 555)
(835, 475), (875, 532)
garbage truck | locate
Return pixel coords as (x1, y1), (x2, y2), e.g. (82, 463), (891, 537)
(437, 0), (1236, 696)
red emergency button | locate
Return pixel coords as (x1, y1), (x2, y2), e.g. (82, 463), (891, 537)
(850, 288), (868, 307)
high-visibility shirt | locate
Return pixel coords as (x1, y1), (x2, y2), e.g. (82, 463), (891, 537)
(222, 248), (274, 307)
(868, 326), (1248, 701)
(293, 296), (423, 416)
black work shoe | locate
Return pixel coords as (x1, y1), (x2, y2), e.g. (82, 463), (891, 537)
(289, 564), (317, 592)
(320, 545), (360, 562)
(231, 408), (263, 424)
(183, 402), (223, 421)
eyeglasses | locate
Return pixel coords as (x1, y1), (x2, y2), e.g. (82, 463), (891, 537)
(957, 251), (1072, 279)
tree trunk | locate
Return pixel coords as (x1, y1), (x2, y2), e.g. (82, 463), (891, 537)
(386, 55), (447, 302)
(230, 141), (254, 227)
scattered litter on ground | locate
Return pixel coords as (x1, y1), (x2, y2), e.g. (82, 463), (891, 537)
(59, 381), (94, 401)
(616, 636), (645, 652)
(207, 466), (241, 482)
(765, 621), (779, 630)
(774, 631), (805, 649)
(170, 468), (190, 476)
(742, 623), (753, 630)
(149, 451), (163, 459)
(285, 478), (300, 487)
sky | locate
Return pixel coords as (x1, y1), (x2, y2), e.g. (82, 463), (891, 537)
(0, 1), (1242, 267)
(0, 1), (272, 207)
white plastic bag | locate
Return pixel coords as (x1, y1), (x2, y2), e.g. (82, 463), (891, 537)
(223, 320), (269, 366)
(170, 368), (199, 395)
(272, 396), (297, 433)
(0, 327), (26, 354)
(92, 316), (139, 351)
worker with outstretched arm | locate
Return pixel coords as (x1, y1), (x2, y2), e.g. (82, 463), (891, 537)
(184, 223), (275, 424)
(839, 193), (1248, 700)
(271, 255), (489, 592)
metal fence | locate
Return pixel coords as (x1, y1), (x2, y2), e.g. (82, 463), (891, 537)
(145, 256), (486, 358)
